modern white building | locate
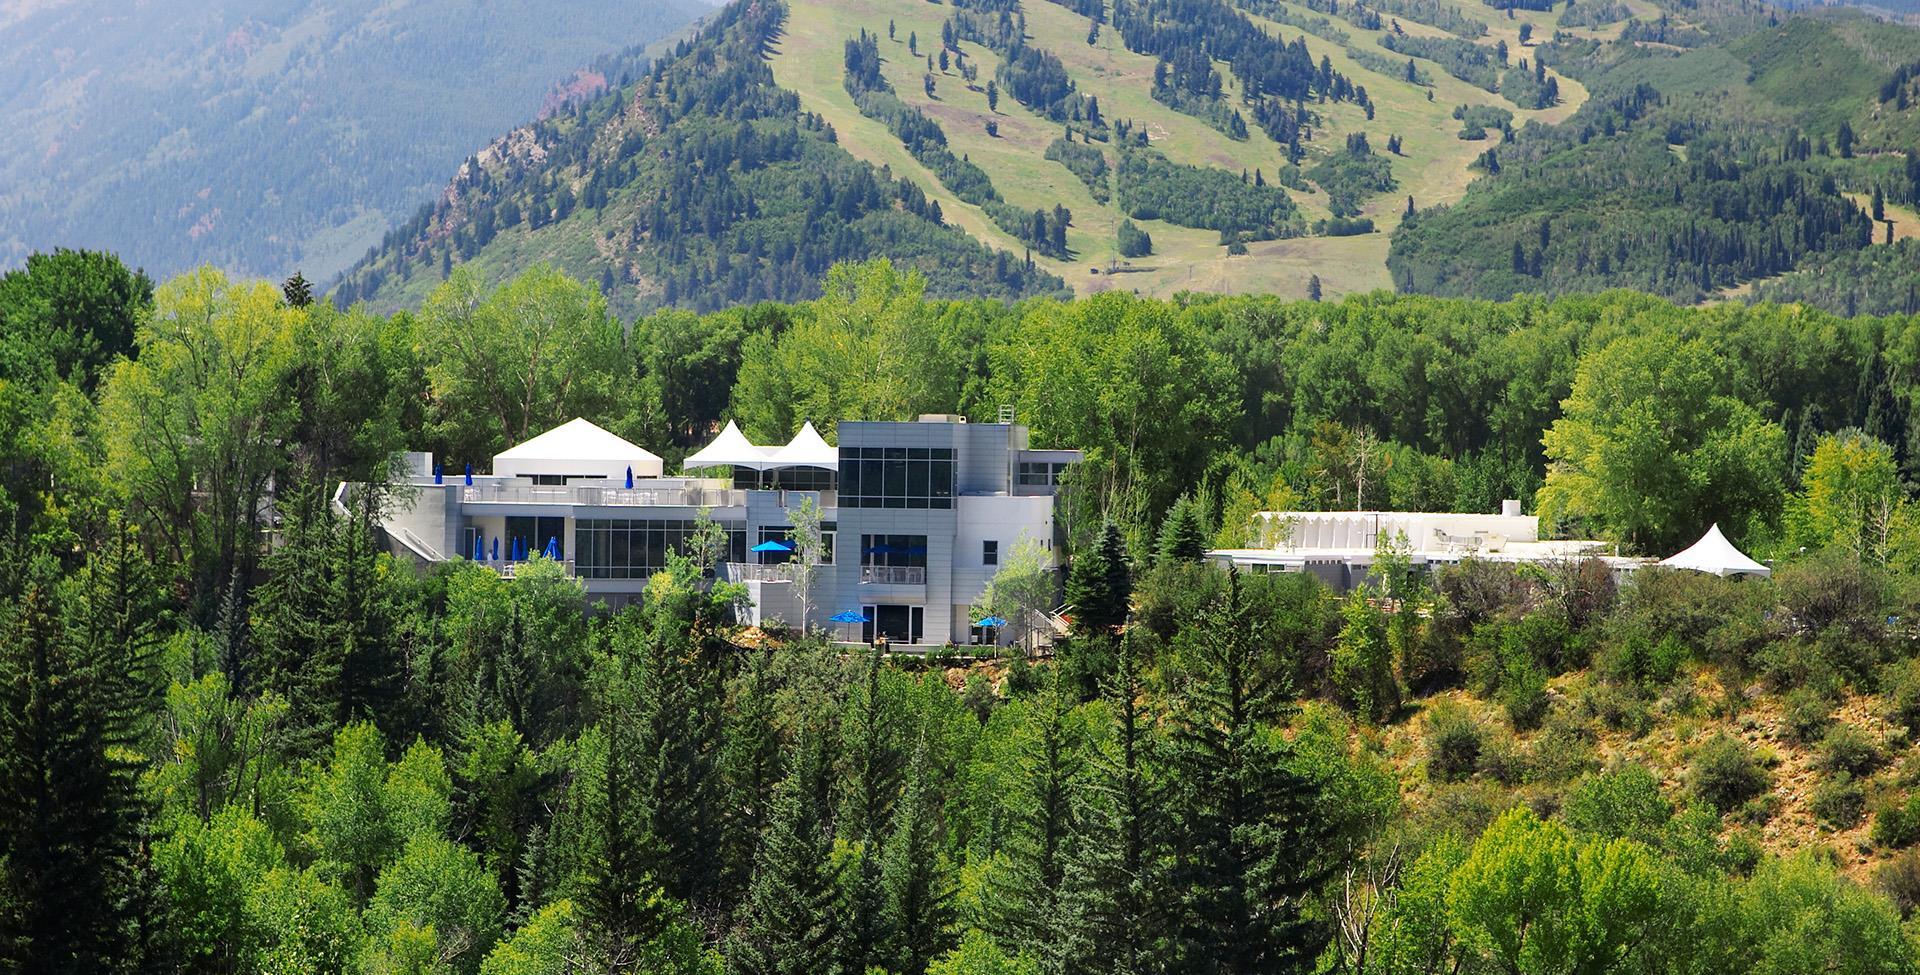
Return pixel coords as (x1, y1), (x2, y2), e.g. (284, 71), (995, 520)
(360, 415), (1081, 646)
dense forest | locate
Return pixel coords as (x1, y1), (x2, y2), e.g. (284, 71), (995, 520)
(14, 250), (1920, 971)
(0, 0), (707, 281)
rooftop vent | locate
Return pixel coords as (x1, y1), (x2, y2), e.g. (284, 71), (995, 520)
(917, 414), (967, 424)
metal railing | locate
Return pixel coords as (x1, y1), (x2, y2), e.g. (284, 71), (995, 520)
(456, 481), (748, 508)
(726, 562), (793, 583)
(860, 565), (927, 585)
(494, 559), (576, 579)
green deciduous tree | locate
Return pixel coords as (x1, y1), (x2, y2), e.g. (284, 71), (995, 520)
(416, 264), (625, 462)
(1537, 333), (1785, 553)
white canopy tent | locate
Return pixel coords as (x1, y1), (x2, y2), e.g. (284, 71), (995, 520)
(494, 418), (664, 480)
(1659, 524), (1771, 578)
(684, 420), (772, 472)
(765, 420), (839, 470)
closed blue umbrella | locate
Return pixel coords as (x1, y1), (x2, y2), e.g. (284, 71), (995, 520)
(464, 462), (473, 486)
(491, 537), (499, 562)
(473, 534), (484, 561)
(435, 463), (444, 485)
(625, 466), (634, 489)
(543, 536), (559, 559)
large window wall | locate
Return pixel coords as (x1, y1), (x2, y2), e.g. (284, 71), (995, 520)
(840, 447), (954, 508)
(575, 518), (748, 579)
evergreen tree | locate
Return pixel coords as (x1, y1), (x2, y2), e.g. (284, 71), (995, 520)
(728, 727), (843, 975)
(839, 646), (908, 974)
(1157, 496), (1208, 564)
(282, 271), (314, 308)
(1307, 274), (1323, 302)
(984, 671), (1086, 964)
(0, 572), (156, 974)
(1067, 521), (1132, 636)
(721, 645), (786, 914)
(1059, 634), (1171, 975)
(880, 735), (957, 975)
(1165, 571), (1344, 975)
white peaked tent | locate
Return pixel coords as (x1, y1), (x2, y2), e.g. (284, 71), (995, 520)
(1659, 523), (1771, 578)
(766, 420), (839, 470)
(684, 420), (772, 471)
(494, 418), (663, 479)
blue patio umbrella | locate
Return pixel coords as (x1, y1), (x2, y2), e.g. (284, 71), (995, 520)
(625, 466), (634, 489)
(473, 534), (484, 561)
(491, 537), (500, 562)
(464, 463), (473, 486)
(543, 536), (559, 559)
(974, 616), (1009, 628)
(434, 463), (444, 485)
(828, 611), (871, 624)
(751, 539), (794, 553)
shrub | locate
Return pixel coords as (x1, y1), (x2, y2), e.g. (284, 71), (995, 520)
(1426, 700), (1484, 782)
(1817, 723), (1884, 777)
(1500, 657), (1549, 731)
(1872, 793), (1920, 849)
(1811, 772), (1866, 830)
(1876, 850), (1920, 919)
(1781, 689), (1835, 745)
(1884, 659), (1920, 733)
(1527, 712), (1598, 784)
(1564, 762), (1672, 840)
(1579, 680), (1652, 737)
(1689, 733), (1770, 814)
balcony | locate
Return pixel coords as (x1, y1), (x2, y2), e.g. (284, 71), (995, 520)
(454, 480), (748, 508)
(726, 562), (793, 583)
(860, 565), (927, 585)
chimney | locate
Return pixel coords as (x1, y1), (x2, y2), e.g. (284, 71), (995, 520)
(1500, 499), (1522, 518)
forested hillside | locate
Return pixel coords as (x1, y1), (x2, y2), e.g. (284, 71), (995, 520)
(1389, 3), (1920, 306)
(332, 1), (1068, 316)
(0, 0), (707, 282)
(14, 253), (1920, 970)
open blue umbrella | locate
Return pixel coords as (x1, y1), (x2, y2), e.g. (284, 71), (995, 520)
(974, 616), (1009, 628)
(543, 536), (559, 560)
(625, 466), (634, 489)
(829, 610), (871, 624)
(751, 539), (794, 553)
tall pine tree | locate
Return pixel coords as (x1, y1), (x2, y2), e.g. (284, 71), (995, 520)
(727, 725), (843, 975)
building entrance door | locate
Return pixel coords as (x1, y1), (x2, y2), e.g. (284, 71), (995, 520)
(864, 604), (924, 644)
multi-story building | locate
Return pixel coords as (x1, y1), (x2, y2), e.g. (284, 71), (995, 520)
(358, 415), (1081, 646)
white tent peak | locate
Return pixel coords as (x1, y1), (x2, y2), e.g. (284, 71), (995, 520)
(767, 420), (839, 470)
(1659, 523), (1770, 578)
(685, 419), (772, 471)
(494, 418), (663, 479)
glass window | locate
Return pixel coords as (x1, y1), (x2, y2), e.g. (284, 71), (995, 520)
(983, 540), (998, 566)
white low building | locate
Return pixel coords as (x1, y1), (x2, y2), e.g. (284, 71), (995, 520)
(357, 415), (1081, 647)
(1207, 501), (1639, 589)
(1207, 502), (1772, 589)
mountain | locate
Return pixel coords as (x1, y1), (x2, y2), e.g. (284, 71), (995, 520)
(340, 0), (1920, 314)
(339, 0), (1600, 311)
(0, 0), (709, 282)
